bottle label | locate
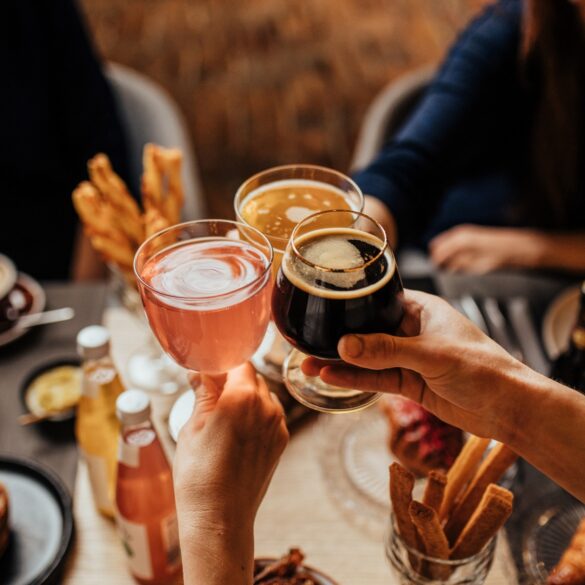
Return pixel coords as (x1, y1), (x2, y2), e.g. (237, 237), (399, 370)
(161, 513), (181, 570)
(116, 516), (154, 580)
(82, 366), (116, 398)
(82, 450), (113, 514)
(118, 439), (140, 469)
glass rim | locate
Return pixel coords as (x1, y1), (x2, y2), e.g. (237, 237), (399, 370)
(289, 209), (389, 273)
(387, 512), (496, 566)
(233, 163), (365, 248)
(133, 219), (274, 302)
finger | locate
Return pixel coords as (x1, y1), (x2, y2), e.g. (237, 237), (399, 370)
(191, 374), (223, 426)
(270, 391), (285, 416)
(301, 357), (332, 377)
(338, 333), (435, 375)
(223, 362), (259, 395)
(442, 252), (477, 274)
(187, 371), (201, 389)
(256, 373), (271, 400)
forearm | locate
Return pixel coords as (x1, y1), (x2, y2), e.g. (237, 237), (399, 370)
(500, 365), (585, 502)
(179, 521), (254, 585)
(532, 232), (585, 273)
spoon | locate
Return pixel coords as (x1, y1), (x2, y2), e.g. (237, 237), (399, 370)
(15, 307), (75, 329)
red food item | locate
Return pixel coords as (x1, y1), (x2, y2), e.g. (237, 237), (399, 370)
(380, 396), (463, 477)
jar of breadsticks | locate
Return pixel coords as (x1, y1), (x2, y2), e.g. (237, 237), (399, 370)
(385, 437), (517, 584)
(385, 512), (496, 584)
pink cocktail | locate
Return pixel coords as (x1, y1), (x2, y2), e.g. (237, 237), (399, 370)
(134, 220), (273, 374)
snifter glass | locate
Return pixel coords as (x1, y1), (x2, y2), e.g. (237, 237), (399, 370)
(235, 165), (364, 382)
(134, 220), (273, 375)
(272, 209), (405, 412)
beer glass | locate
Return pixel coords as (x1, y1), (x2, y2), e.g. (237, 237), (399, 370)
(235, 165), (364, 381)
(272, 210), (404, 412)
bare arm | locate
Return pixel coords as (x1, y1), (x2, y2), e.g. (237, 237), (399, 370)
(303, 290), (585, 502)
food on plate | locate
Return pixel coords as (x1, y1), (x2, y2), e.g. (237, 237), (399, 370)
(547, 517), (585, 585)
(25, 365), (82, 416)
(253, 548), (324, 584)
(389, 438), (516, 577)
(72, 144), (184, 285)
(380, 395), (464, 477)
(0, 481), (9, 558)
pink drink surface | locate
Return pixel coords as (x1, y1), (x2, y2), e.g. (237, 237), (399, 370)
(140, 238), (271, 373)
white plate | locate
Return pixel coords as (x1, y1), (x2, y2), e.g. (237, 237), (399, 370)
(168, 390), (196, 442)
(542, 286), (580, 360)
(0, 273), (46, 347)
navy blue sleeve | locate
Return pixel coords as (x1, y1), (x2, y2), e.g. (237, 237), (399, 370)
(353, 0), (522, 244)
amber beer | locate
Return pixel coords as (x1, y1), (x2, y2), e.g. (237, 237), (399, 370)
(272, 227), (404, 360)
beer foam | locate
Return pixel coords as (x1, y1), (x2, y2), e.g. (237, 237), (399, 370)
(282, 228), (395, 299)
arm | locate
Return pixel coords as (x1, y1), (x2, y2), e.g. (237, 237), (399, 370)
(174, 365), (289, 585)
(303, 290), (585, 502)
(354, 0), (522, 245)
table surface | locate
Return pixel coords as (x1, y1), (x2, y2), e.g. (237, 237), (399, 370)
(62, 307), (516, 584)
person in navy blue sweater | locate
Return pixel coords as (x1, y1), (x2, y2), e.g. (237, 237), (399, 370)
(358, 0), (585, 275)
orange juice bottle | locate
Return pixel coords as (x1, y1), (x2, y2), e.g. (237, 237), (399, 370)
(115, 390), (181, 585)
(76, 325), (124, 517)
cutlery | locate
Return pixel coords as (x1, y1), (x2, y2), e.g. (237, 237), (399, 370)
(458, 295), (490, 335)
(16, 307), (75, 329)
(482, 297), (524, 362)
(17, 412), (56, 426)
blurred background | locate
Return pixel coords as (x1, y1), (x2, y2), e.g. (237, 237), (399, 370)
(81, 0), (486, 217)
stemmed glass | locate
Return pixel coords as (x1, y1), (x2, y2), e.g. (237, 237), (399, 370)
(234, 165), (364, 381)
(134, 220), (273, 376)
(272, 209), (404, 412)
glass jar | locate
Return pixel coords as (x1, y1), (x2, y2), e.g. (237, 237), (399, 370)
(385, 513), (496, 585)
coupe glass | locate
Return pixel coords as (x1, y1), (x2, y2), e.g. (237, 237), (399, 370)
(134, 220), (273, 375)
(234, 164), (364, 381)
(272, 209), (404, 412)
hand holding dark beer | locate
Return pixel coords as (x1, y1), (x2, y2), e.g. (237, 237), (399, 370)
(302, 290), (532, 441)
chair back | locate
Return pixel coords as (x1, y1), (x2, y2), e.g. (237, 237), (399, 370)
(105, 62), (206, 220)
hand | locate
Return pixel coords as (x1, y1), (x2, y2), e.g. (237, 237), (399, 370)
(429, 225), (545, 274)
(363, 195), (398, 249)
(302, 290), (529, 441)
(174, 363), (289, 584)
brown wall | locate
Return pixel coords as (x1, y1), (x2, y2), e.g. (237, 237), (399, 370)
(80, 0), (487, 217)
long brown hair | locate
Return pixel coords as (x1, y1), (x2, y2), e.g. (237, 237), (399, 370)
(522, 0), (585, 227)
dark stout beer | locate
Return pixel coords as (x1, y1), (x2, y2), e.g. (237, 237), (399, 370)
(272, 227), (404, 360)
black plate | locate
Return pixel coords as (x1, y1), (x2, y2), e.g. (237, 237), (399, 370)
(0, 455), (74, 585)
(19, 358), (81, 423)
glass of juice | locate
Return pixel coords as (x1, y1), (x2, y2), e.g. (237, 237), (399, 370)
(272, 209), (405, 412)
(134, 220), (273, 374)
(235, 165), (364, 381)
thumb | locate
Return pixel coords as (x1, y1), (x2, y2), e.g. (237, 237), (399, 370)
(338, 333), (433, 374)
(190, 372), (224, 422)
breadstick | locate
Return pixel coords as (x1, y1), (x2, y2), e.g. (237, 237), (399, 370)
(144, 207), (171, 239)
(548, 517), (585, 585)
(423, 470), (447, 514)
(445, 443), (517, 544)
(439, 436), (490, 521)
(450, 484), (513, 559)
(73, 181), (117, 235)
(90, 234), (135, 269)
(157, 148), (183, 225)
(390, 464), (419, 551)
(88, 154), (143, 245)
(142, 144), (164, 213)
(409, 501), (451, 580)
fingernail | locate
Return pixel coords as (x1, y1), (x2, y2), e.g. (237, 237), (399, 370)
(342, 335), (363, 358)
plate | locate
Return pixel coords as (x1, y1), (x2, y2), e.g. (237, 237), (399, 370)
(0, 274), (46, 348)
(523, 491), (585, 584)
(255, 557), (340, 585)
(542, 286), (580, 360)
(168, 390), (196, 442)
(0, 455), (74, 585)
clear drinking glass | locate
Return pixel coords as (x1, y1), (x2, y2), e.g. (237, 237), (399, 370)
(385, 513), (496, 585)
(272, 209), (404, 412)
(235, 165), (364, 382)
(134, 220), (273, 374)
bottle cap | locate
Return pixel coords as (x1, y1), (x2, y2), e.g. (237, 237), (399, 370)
(77, 326), (111, 360)
(116, 389), (151, 426)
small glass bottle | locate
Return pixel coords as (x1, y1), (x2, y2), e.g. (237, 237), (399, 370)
(76, 325), (124, 517)
(551, 282), (585, 393)
(115, 389), (182, 585)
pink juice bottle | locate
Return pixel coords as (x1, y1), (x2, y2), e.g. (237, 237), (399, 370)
(139, 238), (272, 373)
(115, 390), (181, 585)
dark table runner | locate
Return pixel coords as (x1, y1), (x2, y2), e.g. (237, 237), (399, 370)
(0, 283), (106, 493)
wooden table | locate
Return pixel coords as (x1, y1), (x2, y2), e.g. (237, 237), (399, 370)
(63, 307), (516, 584)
